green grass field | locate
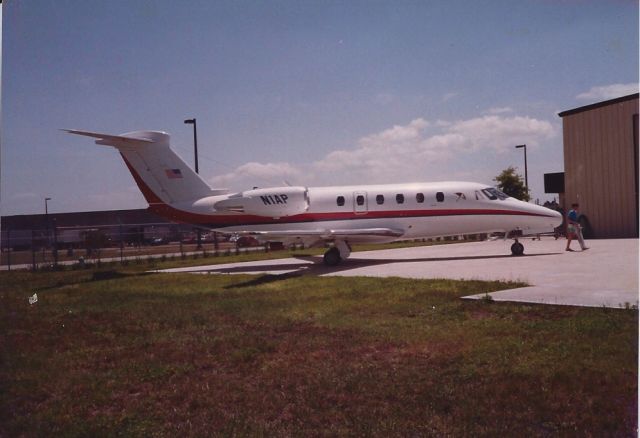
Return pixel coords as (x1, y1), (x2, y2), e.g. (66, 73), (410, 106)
(1, 264), (637, 436)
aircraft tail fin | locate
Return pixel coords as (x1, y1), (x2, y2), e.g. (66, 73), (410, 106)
(63, 129), (229, 206)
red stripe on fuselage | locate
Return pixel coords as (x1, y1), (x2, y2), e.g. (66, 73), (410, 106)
(150, 206), (554, 228)
(119, 153), (555, 228)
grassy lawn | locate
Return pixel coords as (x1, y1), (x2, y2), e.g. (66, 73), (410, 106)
(1, 267), (637, 436)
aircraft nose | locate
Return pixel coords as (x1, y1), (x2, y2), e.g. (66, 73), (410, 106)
(523, 202), (563, 230)
(538, 205), (563, 228)
(551, 208), (563, 227)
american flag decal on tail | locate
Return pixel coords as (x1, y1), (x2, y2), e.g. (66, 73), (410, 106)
(165, 168), (183, 179)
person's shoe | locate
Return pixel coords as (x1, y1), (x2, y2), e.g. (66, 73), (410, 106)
(566, 248), (574, 252)
(582, 247), (589, 251)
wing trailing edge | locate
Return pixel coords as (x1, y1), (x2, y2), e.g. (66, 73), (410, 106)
(234, 227), (405, 240)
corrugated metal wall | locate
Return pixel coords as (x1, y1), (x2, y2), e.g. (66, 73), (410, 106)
(562, 97), (639, 238)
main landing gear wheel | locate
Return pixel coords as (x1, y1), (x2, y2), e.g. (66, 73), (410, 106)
(511, 241), (525, 256)
(323, 247), (341, 266)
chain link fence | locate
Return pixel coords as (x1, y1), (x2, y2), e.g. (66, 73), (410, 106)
(0, 223), (279, 271)
(2, 221), (498, 272)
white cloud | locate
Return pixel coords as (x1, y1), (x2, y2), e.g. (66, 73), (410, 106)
(360, 118), (430, 145)
(207, 114), (557, 191)
(486, 107), (513, 115)
(576, 83), (638, 101)
(447, 115), (555, 153)
(210, 162), (303, 189)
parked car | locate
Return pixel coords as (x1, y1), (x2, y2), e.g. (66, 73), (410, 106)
(230, 235), (260, 247)
(268, 242), (285, 251)
(181, 235), (197, 244)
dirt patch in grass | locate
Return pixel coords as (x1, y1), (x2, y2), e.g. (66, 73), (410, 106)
(1, 270), (637, 436)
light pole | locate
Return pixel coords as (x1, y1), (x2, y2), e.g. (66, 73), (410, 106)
(184, 118), (202, 249)
(44, 197), (51, 245)
(44, 197), (52, 260)
(515, 144), (528, 192)
(184, 118), (199, 173)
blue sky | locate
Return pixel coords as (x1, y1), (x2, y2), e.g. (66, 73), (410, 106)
(1, 0), (638, 215)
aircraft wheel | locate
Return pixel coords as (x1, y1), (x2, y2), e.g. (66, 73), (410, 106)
(323, 247), (342, 266)
(511, 241), (524, 256)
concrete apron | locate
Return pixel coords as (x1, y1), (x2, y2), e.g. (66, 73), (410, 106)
(158, 238), (639, 309)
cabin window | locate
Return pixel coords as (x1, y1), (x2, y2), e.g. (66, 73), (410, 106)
(436, 192), (444, 202)
(455, 192), (466, 201)
(376, 194), (384, 205)
(356, 195), (365, 206)
(416, 193), (425, 203)
(396, 194), (405, 204)
(336, 196), (345, 206)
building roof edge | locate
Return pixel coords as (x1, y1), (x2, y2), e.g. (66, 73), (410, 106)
(558, 93), (639, 118)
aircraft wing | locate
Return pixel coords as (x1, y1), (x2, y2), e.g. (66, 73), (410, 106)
(324, 228), (405, 238)
(225, 227), (405, 244)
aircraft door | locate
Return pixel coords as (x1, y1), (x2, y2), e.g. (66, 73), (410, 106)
(353, 191), (368, 214)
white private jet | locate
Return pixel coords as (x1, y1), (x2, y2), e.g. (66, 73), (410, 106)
(65, 129), (562, 266)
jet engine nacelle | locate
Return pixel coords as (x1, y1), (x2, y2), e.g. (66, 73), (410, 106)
(214, 186), (309, 218)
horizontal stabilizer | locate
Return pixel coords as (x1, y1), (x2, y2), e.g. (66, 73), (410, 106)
(62, 129), (156, 146)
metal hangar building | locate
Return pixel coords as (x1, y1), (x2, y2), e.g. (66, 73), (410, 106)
(547, 93), (638, 238)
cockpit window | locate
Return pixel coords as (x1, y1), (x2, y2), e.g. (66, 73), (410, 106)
(481, 188), (509, 200)
(481, 189), (497, 200)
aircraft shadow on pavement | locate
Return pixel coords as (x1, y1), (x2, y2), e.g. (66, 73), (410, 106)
(188, 251), (562, 283)
(303, 252), (561, 275)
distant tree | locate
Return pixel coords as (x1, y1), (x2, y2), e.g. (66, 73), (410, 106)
(494, 166), (530, 201)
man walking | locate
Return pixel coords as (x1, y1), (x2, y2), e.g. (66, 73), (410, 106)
(566, 203), (589, 251)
